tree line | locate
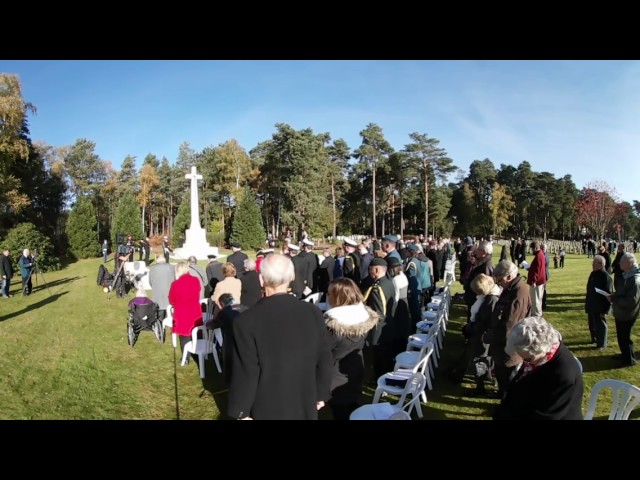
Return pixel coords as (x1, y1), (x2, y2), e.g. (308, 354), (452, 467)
(1, 73), (639, 269)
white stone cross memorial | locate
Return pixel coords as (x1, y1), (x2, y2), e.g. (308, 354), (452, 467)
(172, 166), (221, 261)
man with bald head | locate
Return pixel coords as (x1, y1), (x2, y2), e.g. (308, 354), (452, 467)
(227, 254), (332, 420)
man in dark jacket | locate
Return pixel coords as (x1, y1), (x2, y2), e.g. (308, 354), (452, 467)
(205, 253), (224, 298)
(317, 246), (335, 301)
(611, 243), (626, 292)
(585, 254), (612, 349)
(227, 254), (332, 420)
(363, 258), (397, 380)
(609, 253), (640, 366)
(239, 258), (262, 308)
(0, 248), (14, 298)
(484, 260), (532, 398)
(227, 242), (248, 278)
(162, 236), (173, 264)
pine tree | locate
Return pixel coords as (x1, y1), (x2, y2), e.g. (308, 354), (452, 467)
(231, 188), (265, 250)
(66, 197), (98, 258)
(112, 193), (142, 245)
(172, 193), (190, 246)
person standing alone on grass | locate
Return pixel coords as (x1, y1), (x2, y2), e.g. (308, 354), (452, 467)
(0, 248), (14, 298)
(585, 255), (611, 349)
(19, 249), (34, 296)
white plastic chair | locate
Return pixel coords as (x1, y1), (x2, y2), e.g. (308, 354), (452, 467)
(162, 305), (177, 348)
(584, 379), (640, 420)
(374, 342), (434, 418)
(180, 325), (222, 378)
(302, 292), (322, 304)
(350, 373), (427, 420)
(444, 259), (456, 284)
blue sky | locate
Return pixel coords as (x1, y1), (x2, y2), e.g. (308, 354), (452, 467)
(1, 60), (638, 203)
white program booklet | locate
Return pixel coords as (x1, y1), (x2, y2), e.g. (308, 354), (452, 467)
(595, 287), (610, 297)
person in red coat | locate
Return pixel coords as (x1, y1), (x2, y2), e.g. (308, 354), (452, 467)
(169, 262), (203, 355)
(527, 241), (547, 317)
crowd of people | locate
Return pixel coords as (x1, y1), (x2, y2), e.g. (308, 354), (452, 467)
(101, 230), (640, 420)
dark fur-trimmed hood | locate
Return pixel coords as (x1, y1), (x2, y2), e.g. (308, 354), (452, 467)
(324, 303), (379, 337)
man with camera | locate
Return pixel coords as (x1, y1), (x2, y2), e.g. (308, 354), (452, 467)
(19, 248), (35, 296)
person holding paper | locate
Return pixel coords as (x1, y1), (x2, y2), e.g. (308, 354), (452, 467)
(585, 255), (612, 349)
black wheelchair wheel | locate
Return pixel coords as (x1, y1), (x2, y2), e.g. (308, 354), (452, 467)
(152, 319), (165, 344)
(127, 321), (138, 347)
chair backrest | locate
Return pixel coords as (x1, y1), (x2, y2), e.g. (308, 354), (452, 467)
(303, 292), (321, 304)
(412, 342), (434, 376)
(394, 373), (427, 416)
(584, 379), (640, 420)
(573, 355), (583, 374)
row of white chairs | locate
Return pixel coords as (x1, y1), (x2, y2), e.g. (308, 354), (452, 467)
(351, 279), (455, 420)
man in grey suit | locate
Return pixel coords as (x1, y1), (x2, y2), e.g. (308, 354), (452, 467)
(148, 255), (175, 320)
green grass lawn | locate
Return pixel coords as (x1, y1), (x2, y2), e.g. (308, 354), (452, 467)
(0, 250), (638, 419)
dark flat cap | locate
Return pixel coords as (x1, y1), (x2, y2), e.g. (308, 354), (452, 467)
(370, 257), (388, 268)
(207, 254), (217, 259)
(386, 256), (402, 269)
(230, 242), (242, 248)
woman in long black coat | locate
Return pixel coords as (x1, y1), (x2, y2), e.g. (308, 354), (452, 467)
(585, 254), (612, 349)
(324, 278), (378, 420)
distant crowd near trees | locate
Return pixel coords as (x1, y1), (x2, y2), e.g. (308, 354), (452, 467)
(1, 73), (639, 270)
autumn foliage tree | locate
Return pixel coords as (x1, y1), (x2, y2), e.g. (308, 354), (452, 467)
(575, 180), (623, 239)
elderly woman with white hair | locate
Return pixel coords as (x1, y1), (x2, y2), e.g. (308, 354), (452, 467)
(493, 316), (584, 420)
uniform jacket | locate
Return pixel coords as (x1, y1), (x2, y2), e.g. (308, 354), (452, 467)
(363, 275), (397, 346)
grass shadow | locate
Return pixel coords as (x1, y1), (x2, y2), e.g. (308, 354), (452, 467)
(199, 357), (230, 419)
(0, 291), (70, 323)
(28, 275), (82, 291)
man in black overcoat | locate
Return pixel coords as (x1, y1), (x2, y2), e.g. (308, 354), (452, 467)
(227, 254), (332, 420)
